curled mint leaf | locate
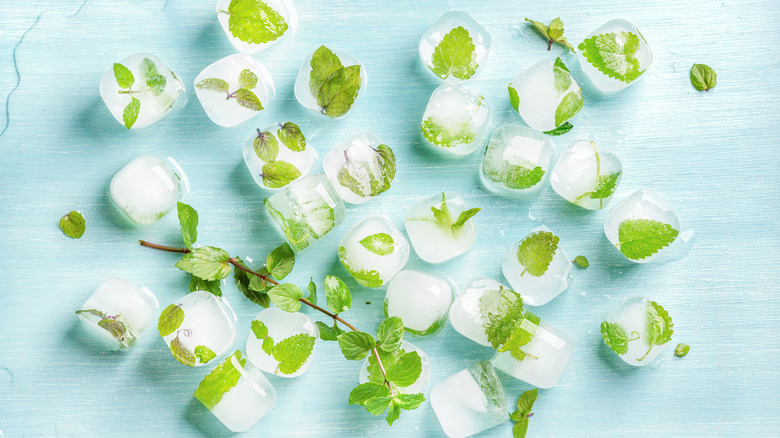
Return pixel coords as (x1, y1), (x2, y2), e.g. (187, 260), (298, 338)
(59, 210), (85, 239)
(224, 0), (288, 44)
(690, 63), (717, 91)
(430, 26), (478, 80)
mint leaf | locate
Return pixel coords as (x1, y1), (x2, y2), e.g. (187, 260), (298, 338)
(430, 26), (478, 80)
(267, 283), (303, 312)
(524, 17), (575, 52)
(508, 84), (520, 112)
(543, 122), (573, 136)
(513, 417), (530, 438)
(600, 321), (635, 355)
(421, 118), (476, 148)
(254, 130), (279, 162)
(76, 309), (106, 319)
(374, 144), (397, 188)
(553, 59), (573, 93)
(97, 318), (127, 342)
(554, 57), (570, 73)
(309, 45), (344, 97)
(573, 255), (589, 268)
(359, 233), (394, 256)
(262, 336), (275, 355)
(395, 393), (425, 410)
(122, 97), (140, 129)
(196, 78), (229, 93)
(266, 242), (295, 280)
(451, 207), (480, 232)
(338, 247), (383, 288)
(337, 331), (375, 360)
(386, 351), (421, 387)
(505, 165), (545, 189)
(238, 68), (258, 89)
(234, 88), (264, 111)
(349, 382), (390, 406)
(316, 320), (345, 341)
(277, 122), (306, 152)
(59, 210), (85, 239)
(169, 337), (197, 366)
(481, 287), (525, 349)
(324, 275), (352, 314)
(385, 401), (401, 426)
(194, 351), (246, 409)
(366, 348), (403, 385)
(364, 396), (393, 416)
(554, 90), (583, 127)
(306, 277), (317, 305)
(376, 316), (404, 353)
(233, 257), (270, 307)
(617, 219), (679, 260)
(590, 172), (621, 200)
(261, 160), (301, 188)
(175, 246), (231, 281)
(158, 304), (184, 337)
(224, 0), (288, 44)
(190, 275), (222, 296)
(251, 320), (268, 339)
(516, 231), (560, 277)
(578, 32), (644, 83)
(674, 343), (690, 357)
(194, 345), (217, 364)
(317, 65), (362, 118)
(141, 58), (166, 96)
(177, 202), (198, 250)
(690, 64), (717, 91)
(273, 333), (316, 374)
(516, 388), (538, 416)
(645, 300), (673, 346)
(113, 63), (134, 89)
(497, 311), (540, 357)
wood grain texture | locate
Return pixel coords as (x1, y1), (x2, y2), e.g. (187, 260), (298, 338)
(1, 0), (779, 436)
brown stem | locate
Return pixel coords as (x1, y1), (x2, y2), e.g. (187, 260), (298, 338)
(228, 258), (279, 286)
(548, 39), (553, 51)
(138, 240), (190, 253)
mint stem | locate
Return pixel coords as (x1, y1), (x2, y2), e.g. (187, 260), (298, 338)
(138, 240), (189, 253)
(547, 39), (552, 51)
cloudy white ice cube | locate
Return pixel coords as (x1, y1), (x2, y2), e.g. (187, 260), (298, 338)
(404, 192), (478, 263)
(294, 45), (366, 119)
(480, 123), (553, 198)
(216, 0), (297, 54)
(246, 307), (318, 378)
(358, 340), (431, 394)
(601, 296), (673, 366)
(243, 122), (317, 190)
(338, 215), (409, 288)
(418, 11), (491, 83)
(109, 155), (188, 225)
(502, 225), (571, 306)
(550, 140), (623, 210)
(421, 84), (491, 156)
(323, 133), (396, 204)
(384, 270), (452, 336)
(448, 278), (517, 346)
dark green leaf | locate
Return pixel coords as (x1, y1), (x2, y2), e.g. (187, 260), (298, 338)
(233, 257), (270, 307)
(337, 331), (375, 361)
(359, 233), (394, 256)
(59, 210), (85, 239)
(266, 242), (295, 280)
(158, 304), (184, 337)
(177, 202), (198, 250)
(268, 283), (303, 312)
(175, 246), (232, 281)
(316, 321), (345, 341)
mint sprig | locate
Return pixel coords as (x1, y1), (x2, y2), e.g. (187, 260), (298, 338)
(337, 143), (396, 198)
(113, 59), (168, 129)
(525, 17), (575, 52)
(430, 26), (478, 81)
(251, 320), (316, 375)
(59, 210), (85, 239)
(220, 0), (288, 44)
(196, 68), (264, 112)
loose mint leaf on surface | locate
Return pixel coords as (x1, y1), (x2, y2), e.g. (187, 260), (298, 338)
(578, 32), (643, 83)
(170, 337), (197, 367)
(617, 219), (679, 260)
(554, 91), (583, 127)
(306, 277), (317, 305)
(508, 84), (520, 112)
(513, 417), (530, 438)
(524, 17), (575, 52)
(251, 320), (268, 339)
(268, 283), (303, 312)
(141, 58), (166, 96)
(190, 275), (222, 297)
(430, 26), (478, 80)
(504, 165), (545, 190)
(590, 172), (621, 200)
(273, 333), (316, 374)
(317, 65), (362, 118)
(600, 321), (634, 355)
(254, 130), (279, 162)
(113, 63), (134, 89)
(386, 351), (422, 387)
(59, 210), (85, 239)
(349, 382), (390, 406)
(645, 300), (673, 346)
(421, 118), (476, 148)
(195, 78), (230, 93)
(122, 97), (140, 129)
(158, 304), (184, 337)
(516, 388), (538, 416)
(480, 287), (525, 349)
(376, 316), (404, 353)
(194, 345), (217, 364)
(543, 122), (573, 136)
(194, 351), (246, 409)
(324, 275), (352, 314)
(98, 318), (127, 341)
(277, 122), (306, 152)
(261, 160), (301, 188)
(175, 246), (231, 281)
(177, 202), (198, 250)
(359, 233), (395, 256)
(238, 68), (258, 89)
(450, 208), (480, 232)
(233, 257), (270, 307)
(516, 231), (560, 277)
(224, 0), (288, 44)
(573, 255), (589, 268)
(309, 45), (344, 97)
(395, 393), (425, 410)
(316, 321), (345, 341)
(690, 64), (717, 91)
(266, 242), (295, 280)
(234, 88), (264, 111)
(675, 343), (690, 357)
(337, 331), (375, 360)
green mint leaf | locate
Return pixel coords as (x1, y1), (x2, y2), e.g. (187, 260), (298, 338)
(238, 68), (258, 89)
(376, 316), (404, 353)
(421, 118), (476, 148)
(324, 275), (352, 314)
(175, 246), (232, 281)
(510, 410), (525, 422)
(385, 401), (401, 425)
(317, 65), (362, 118)
(524, 17), (574, 52)
(395, 393), (425, 410)
(122, 97), (140, 129)
(195, 78), (230, 93)
(59, 210), (85, 239)
(674, 343), (690, 357)
(430, 26), (478, 80)
(262, 336), (275, 355)
(359, 233), (395, 256)
(430, 193), (453, 231)
(273, 333), (316, 374)
(366, 348), (403, 384)
(338, 248), (383, 288)
(516, 231), (560, 277)
(554, 57), (570, 73)
(573, 255), (589, 268)
(233, 257), (270, 307)
(645, 300), (673, 346)
(306, 277), (317, 305)
(277, 122), (306, 152)
(600, 321), (634, 355)
(169, 337), (197, 366)
(554, 90), (583, 127)
(194, 351), (246, 409)
(450, 207), (480, 232)
(513, 417), (530, 438)
(504, 165), (545, 189)
(590, 172), (621, 200)
(364, 396), (393, 416)
(113, 63), (134, 89)
(97, 318), (127, 342)
(158, 304), (184, 337)
(498, 311), (540, 357)
(233, 88), (264, 111)
(141, 58), (166, 96)
(225, 0), (288, 44)
(261, 160), (301, 188)
(316, 320), (345, 341)
(266, 242), (295, 280)
(690, 63), (717, 91)
(309, 45), (344, 96)
(578, 32), (643, 83)
(481, 286), (525, 349)
(267, 283), (303, 312)
(375, 144), (396, 181)
(251, 320), (268, 339)
(190, 275), (222, 297)
(337, 331), (375, 361)
(254, 130), (279, 162)
(177, 202), (198, 250)
(516, 388), (538, 416)
(543, 122), (573, 136)
(508, 84), (520, 112)
(617, 219), (679, 260)
(76, 309), (106, 319)
(194, 345), (217, 364)
(349, 382), (390, 406)
(553, 60), (573, 93)
(386, 351), (421, 387)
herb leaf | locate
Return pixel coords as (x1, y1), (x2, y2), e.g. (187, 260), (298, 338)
(306, 277), (317, 305)
(273, 333), (316, 374)
(337, 331), (375, 361)
(508, 84), (520, 112)
(376, 316), (404, 353)
(254, 131), (279, 162)
(524, 17), (575, 52)
(277, 122), (306, 152)
(516, 388), (538, 416)
(573, 255), (589, 268)
(190, 275), (222, 296)
(251, 320), (268, 339)
(578, 32), (644, 83)
(238, 68), (258, 89)
(224, 0), (288, 44)
(316, 320), (345, 341)
(554, 91), (583, 127)
(386, 351), (421, 387)
(233, 257), (270, 307)
(645, 300), (673, 347)
(265, 242), (295, 280)
(175, 246), (232, 281)
(122, 97), (140, 129)
(421, 118), (476, 148)
(589, 172), (621, 200)
(97, 318), (127, 342)
(324, 275), (351, 314)
(430, 26), (478, 80)
(234, 88), (264, 111)
(309, 45), (344, 97)
(267, 283), (303, 312)
(690, 64), (717, 91)
(113, 63), (134, 89)
(196, 78), (230, 93)
(169, 337), (197, 366)
(674, 343), (690, 357)
(516, 231), (560, 277)
(194, 351), (246, 409)
(317, 64), (362, 118)
(194, 345), (217, 364)
(513, 418), (529, 438)
(338, 246), (384, 288)
(451, 208), (480, 232)
(481, 286), (525, 349)
(177, 202), (198, 250)
(59, 210), (85, 239)
(617, 219), (679, 260)
(359, 233), (395, 256)
(261, 160), (301, 188)
(158, 304), (184, 337)
(141, 58), (166, 96)
(600, 321), (633, 355)
(543, 122), (573, 136)
(349, 382), (390, 406)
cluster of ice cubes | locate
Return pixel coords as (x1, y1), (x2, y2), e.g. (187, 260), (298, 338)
(337, 215), (409, 288)
(243, 122), (318, 190)
(480, 123), (553, 199)
(404, 192), (478, 263)
(323, 133), (395, 204)
(109, 155), (188, 225)
(383, 270), (453, 336)
(421, 84), (491, 156)
(216, 0), (298, 54)
(418, 11), (491, 83)
(550, 140), (623, 210)
(358, 340), (431, 394)
(245, 307), (318, 377)
(508, 58), (583, 132)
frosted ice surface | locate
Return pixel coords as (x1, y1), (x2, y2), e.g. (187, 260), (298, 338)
(480, 123), (553, 199)
(109, 155), (186, 225)
(337, 215), (409, 288)
(384, 270), (452, 336)
(550, 140), (623, 210)
(421, 84), (491, 156)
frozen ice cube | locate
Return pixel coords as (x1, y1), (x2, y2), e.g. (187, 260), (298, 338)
(243, 122), (318, 190)
(550, 140), (623, 210)
(480, 123), (553, 199)
(577, 19), (653, 93)
(358, 340), (431, 394)
(75, 277), (158, 350)
(430, 360), (509, 438)
(337, 215), (409, 288)
(604, 190), (680, 263)
(294, 45), (366, 119)
(448, 278), (519, 346)
(159, 291), (238, 367)
(216, 0), (297, 54)
(502, 225), (571, 306)
(418, 11), (491, 83)
(507, 58), (583, 132)
(404, 192), (478, 263)
(109, 155), (188, 225)
(383, 270), (452, 336)
(246, 307), (318, 378)
(264, 174), (346, 252)
(491, 311), (574, 388)
(323, 133), (396, 204)
(600, 296), (673, 366)
(194, 54), (275, 127)
(99, 52), (185, 129)
(194, 350), (276, 432)
(421, 84), (491, 156)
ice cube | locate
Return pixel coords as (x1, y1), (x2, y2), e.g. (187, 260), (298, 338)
(404, 192), (478, 263)
(246, 307), (318, 378)
(216, 0), (297, 54)
(507, 58), (583, 132)
(430, 360), (509, 438)
(194, 350), (276, 432)
(109, 155), (188, 225)
(294, 45), (366, 119)
(159, 291), (238, 367)
(550, 140), (623, 210)
(448, 278), (518, 346)
(194, 54), (275, 127)
(421, 84), (491, 156)
(243, 122), (318, 190)
(604, 190), (680, 263)
(264, 174), (346, 252)
(491, 311), (574, 388)
(357, 340), (431, 394)
(480, 123), (553, 199)
(600, 296), (673, 366)
(577, 19), (653, 93)
(323, 133), (396, 204)
(337, 215), (409, 288)
(99, 53), (185, 129)
(418, 11), (491, 83)
(502, 225), (571, 306)
(383, 270), (452, 336)
(75, 277), (158, 350)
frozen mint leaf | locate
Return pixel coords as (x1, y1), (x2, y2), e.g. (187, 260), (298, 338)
(430, 26), (478, 80)
(578, 32), (643, 83)
(573, 255), (589, 268)
(170, 337), (196, 367)
(266, 242), (295, 280)
(316, 321), (345, 341)
(376, 316), (404, 353)
(349, 267), (382, 288)
(273, 333), (316, 374)
(600, 321), (635, 355)
(364, 396), (393, 416)
(645, 300), (673, 346)
(190, 275), (222, 297)
(113, 63), (134, 89)
(516, 388), (538, 417)
(262, 336), (275, 355)
(674, 343), (690, 357)
(175, 246), (231, 281)
(306, 277), (317, 305)
(590, 172), (621, 200)
(337, 331), (375, 361)
(277, 122), (306, 152)
(309, 45), (344, 97)
(505, 165), (544, 190)
(253, 130), (279, 162)
(122, 97), (140, 129)
(233, 257), (270, 307)
(141, 58), (166, 96)
(513, 417), (530, 438)
(498, 311), (540, 356)
(421, 118), (475, 148)
(481, 286), (525, 349)
(375, 144), (396, 181)
(98, 318), (127, 341)
(516, 231), (560, 277)
(386, 351), (421, 387)
(317, 65), (361, 118)
(268, 283), (303, 312)
(194, 345), (217, 364)
(508, 84), (520, 112)
(261, 160), (301, 188)
(690, 64), (717, 91)
(251, 320), (268, 339)
(395, 393), (425, 410)
(543, 122), (573, 136)
(195, 78), (229, 93)
(360, 233), (395, 256)
(554, 90), (583, 127)
(617, 219), (679, 260)
(59, 210), (85, 239)
(336, 164), (365, 197)
(224, 0), (288, 44)
(451, 207), (480, 232)
(553, 60), (573, 94)
(177, 202), (198, 250)
(194, 351), (246, 409)
(525, 17), (575, 52)
(76, 309), (106, 319)
(349, 382), (390, 406)
(158, 304), (184, 337)
(233, 88), (264, 111)
(554, 57), (570, 73)
(324, 275), (351, 314)
(238, 68), (258, 89)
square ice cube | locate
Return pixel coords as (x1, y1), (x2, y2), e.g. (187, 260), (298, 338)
(577, 19), (653, 93)
(337, 215), (409, 288)
(404, 192), (478, 263)
(109, 155), (188, 225)
(194, 54), (275, 127)
(216, 0), (297, 54)
(243, 122), (318, 190)
(502, 225), (571, 306)
(75, 277), (158, 350)
(159, 291), (238, 367)
(507, 58), (583, 132)
(604, 190), (680, 263)
(294, 45), (366, 119)
(323, 133), (396, 204)
(430, 360), (509, 438)
(383, 270), (452, 337)
(418, 11), (491, 83)
(99, 53), (185, 129)
(246, 307), (318, 378)
(600, 296), (673, 366)
(194, 350), (276, 432)
(358, 340), (431, 394)
(448, 278), (519, 346)
(480, 123), (553, 199)
(550, 140), (623, 210)
(421, 84), (491, 156)
(264, 174), (346, 252)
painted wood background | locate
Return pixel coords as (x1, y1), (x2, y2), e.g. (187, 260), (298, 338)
(1, 0), (779, 436)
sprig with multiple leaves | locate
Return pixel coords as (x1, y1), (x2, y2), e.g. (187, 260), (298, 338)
(218, 0), (288, 45)
(252, 122), (308, 188)
(511, 388), (538, 438)
(113, 58), (167, 128)
(524, 17), (575, 52)
(427, 192), (480, 236)
(309, 45), (362, 118)
(196, 68), (264, 111)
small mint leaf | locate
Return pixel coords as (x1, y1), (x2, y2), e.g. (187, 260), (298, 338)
(122, 97), (140, 129)
(158, 304), (184, 337)
(238, 68), (258, 89)
(113, 63), (134, 89)
(59, 210), (85, 239)
(268, 283), (303, 312)
(194, 345), (217, 364)
(177, 202), (198, 250)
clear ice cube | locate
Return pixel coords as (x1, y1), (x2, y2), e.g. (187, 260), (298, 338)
(480, 123), (553, 199)
(194, 54), (275, 127)
(383, 270), (452, 336)
(323, 133), (396, 204)
(337, 215), (409, 288)
(448, 278), (517, 346)
(421, 84), (491, 156)
(246, 307), (318, 378)
(604, 190), (680, 263)
(600, 296), (673, 366)
(109, 155), (188, 225)
(430, 360), (509, 438)
(502, 225), (571, 306)
(418, 11), (491, 83)
(216, 0), (297, 54)
(243, 122), (318, 190)
(293, 45), (366, 119)
(358, 340), (431, 394)
(99, 52), (185, 129)
(550, 140), (623, 210)
(404, 192), (478, 263)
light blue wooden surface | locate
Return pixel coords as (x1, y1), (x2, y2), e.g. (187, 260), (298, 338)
(1, 0), (779, 436)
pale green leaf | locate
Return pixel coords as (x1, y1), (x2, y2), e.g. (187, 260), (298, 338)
(306, 277), (317, 305)
(158, 304), (184, 337)
(251, 320), (268, 339)
(309, 45), (344, 97)
(169, 337), (197, 367)
(59, 210), (85, 239)
(617, 219), (679, 260)
(451, 207), (480, 232)
(573, 255), (589, 268)
(234, 88), (264, 111)
(273, 333), (316, 374)
(481, 287), (525, 349)
(578, 32), (644, 83)
(122, 97), (140, 129)
(141, 58), (166, 96)
(543, 122), (573, 136)
(268, 283), (303, 312)
(516, 388), (538, 416)
(113, 63), (134, 89)
(238, 68), (258, 89)
(421, 118), (475, 148)
(277, 122), (306, 152)
(195, 78), (229, 93)
(266, 242), (295, 280)
(600, 321), (633, 355)
(376, 316), (404, 353)
(349, 382), (390, 406)
(316, 320), (345, 341)
(317, 65), (362, 118)
(508, 84), (520, 112)
(194, 345), (217, 364)
(364, 396), (393, 415)
(194, 351), (246, 409)
(97, 318), (127, 342)
(177, 202), (198, 250)
(225, 0), (288, 44)
(516, 231), (560, 277)
(554, 90), (583, 127)
(386, 351), (421, 387)
(359, 233), (395, 256)
(261, 160), (301, 188)
(674, 343), (690, 357)
(430, 26), (478, 80)
(254, 130), (279, 162)
(324, 275), (352, 314)
(337, 331), (375, 361)
(175, 246), (232, 281)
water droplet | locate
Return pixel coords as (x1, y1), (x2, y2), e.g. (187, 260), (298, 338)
(500, 229), (505, 237)
(528, 212), (536, 220)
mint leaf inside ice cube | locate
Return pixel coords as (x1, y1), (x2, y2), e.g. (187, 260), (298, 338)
(617, 219), (678, 260)
(578, 31), (644, 83)
(430, 26), (478, 81)
(224, 0), (288, 44)
(516, 231), (559, 277)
